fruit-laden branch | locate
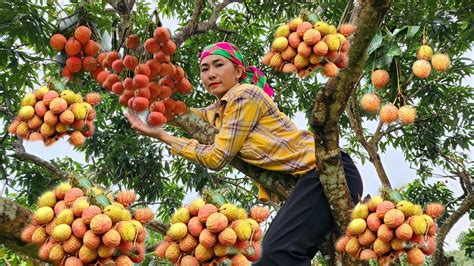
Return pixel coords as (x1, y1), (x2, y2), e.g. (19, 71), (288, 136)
(433, 192), (474, 266)
(173, 113), (297, 201)
(173, 0), (244, 47)
(0, 198), (171, 263)
(346, 89), (392, 189)
(311, 0), (391, 235)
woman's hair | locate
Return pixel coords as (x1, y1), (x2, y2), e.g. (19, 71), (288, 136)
(199, 42), (274, 97)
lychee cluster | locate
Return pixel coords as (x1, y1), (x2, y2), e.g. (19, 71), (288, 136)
(20, 182), (154, 265)
(360, 69), (417, 125)
(262, 17), (356, 78)
(49, 25), (101, 79)
(335, 195), (445, 265)
(8, 85), (101, 146)
(91, 27), (192, 127)
(154, 198), (270, 265)
(412, 44), (450, 78)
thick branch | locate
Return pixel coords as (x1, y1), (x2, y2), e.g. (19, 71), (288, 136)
(173, 113), (296, 201)
(0, 198), (40, 261)
(12, 139), (68, 180)
(173, 0), (244, 47)
(433, 193), (474, 266)
(311, 0), (391, 234)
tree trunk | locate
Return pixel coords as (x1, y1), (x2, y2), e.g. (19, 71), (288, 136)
(0, 198), (39, 260)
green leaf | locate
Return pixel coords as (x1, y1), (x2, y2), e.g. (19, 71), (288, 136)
(387, 43), (402, 57)
(367, 32), (383, 55)
(407, 26), (420, 38)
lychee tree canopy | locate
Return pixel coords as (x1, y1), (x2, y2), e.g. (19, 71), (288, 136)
(0, 0), (472, 263)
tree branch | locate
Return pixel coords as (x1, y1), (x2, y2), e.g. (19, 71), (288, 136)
(12, 139), (68, 180)
(433, 193), (474, 265)
(173, 0), (244, 47)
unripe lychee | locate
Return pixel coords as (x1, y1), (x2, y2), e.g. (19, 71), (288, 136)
(351, 203), (369, 220)
(274, 24), (290, 38)
(48, 243), (65, 262)
(103, 204), (123, 223)
(165, 242), (181, 263)
(371, 69), (390, 89)
(34, 206), (54, 224)
(71, 197), (89, 217)
(56, 208), (74, 225)
(167, 222), (187, 241)
(31, 226), (48, 244)
(344, 237), (360, 257)
(18, 105), (35, 120)
(117, 220), (137, 242)
(37, 191), (57, 208)
(294, 54), (309, 69)
(409, 215), (428, 235)
(288, 17), (303, 31)
(391, 237), (407, 251)
(360, 93), (380, 113)
(417, 45), (433, 61)
(314, 21), (331, 35)
(232, 219), (253, 241)
(195, 243), (214, 262)
(396, 200), (415, 217)
(373, 238), (391, 256)
(379, 103), (399, 124)
(115, 255), (133, 265)
(431, 53), (450, 72)
(171, 207), (190, 224)
(21, 93), (37, 107)
(271, 37), (289, 52)
(51, 223), (72, 241)
(347, 218), (367, 236)
(269, 53), (283, 69)
(413, 204), (424, 215)
(79, 245), (98, 263)
(325, 34), (341, 51)
(199, 228), (217, 248)
(412, 59), (431, 78)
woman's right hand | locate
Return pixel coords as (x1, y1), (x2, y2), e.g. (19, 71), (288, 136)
(125, 110), (165, 139)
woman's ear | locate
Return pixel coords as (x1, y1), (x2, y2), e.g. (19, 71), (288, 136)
(236, 65), (245, 80)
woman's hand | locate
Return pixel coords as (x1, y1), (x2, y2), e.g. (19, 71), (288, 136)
(126, 111), (172, 144)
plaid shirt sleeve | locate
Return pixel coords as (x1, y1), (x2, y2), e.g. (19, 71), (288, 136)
(171, 90), (264, 170)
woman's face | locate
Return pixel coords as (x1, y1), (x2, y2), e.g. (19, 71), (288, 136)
(200, 54), (243, 99)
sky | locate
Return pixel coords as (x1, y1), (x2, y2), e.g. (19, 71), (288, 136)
(15, 4), (473, 252)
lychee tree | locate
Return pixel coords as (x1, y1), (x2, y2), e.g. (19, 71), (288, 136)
(0, 0), (472, 265)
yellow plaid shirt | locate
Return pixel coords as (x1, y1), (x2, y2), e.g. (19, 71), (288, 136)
(171, 83), (317, 177)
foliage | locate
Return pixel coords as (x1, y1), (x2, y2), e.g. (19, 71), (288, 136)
(458, 228), (474, 259)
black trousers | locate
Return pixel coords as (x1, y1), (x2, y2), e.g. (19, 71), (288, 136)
(253, 151), (363, 266)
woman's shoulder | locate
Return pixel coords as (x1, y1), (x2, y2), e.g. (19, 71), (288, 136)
(225, 84), (268, 101)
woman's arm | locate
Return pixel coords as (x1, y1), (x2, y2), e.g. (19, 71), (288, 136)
(125, 111), (177, 146)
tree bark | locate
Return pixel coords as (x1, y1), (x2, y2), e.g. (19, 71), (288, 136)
(0, 198), (39, 260)
(311, 0), (391, 233)
(433, 193), (474, 266)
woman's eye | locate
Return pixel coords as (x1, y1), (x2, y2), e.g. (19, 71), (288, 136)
(216, 64), (223, 67)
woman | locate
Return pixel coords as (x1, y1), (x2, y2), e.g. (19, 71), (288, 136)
(126, 42), (363, 265)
